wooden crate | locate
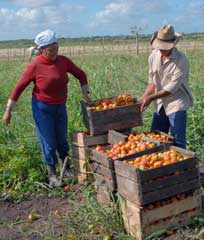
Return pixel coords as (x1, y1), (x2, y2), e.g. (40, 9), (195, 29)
(81, 98), (142, 135)
(71, 131), (108, 147)
(92, 144), (164, 192)
(93, 162), (116, 191)
(95, 183), (114, 205)
(73, 157), (94, 183)
(115, 146), (200, 206)
(92, 148), (116, 191)
(71, 144), (94, 183)
(71, 131), (109, 183)
(120, 191), (202, 240)
(108, 129), (173, 146)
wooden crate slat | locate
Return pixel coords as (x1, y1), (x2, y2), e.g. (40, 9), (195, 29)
(142, 192), (201, 225)
(94, 173), (116, 191)
(92, 145), (164, 176)
(90, 103), (141, 124)
(75, 172), (94, 184)
(171, 145), (197, 156)
(144, 208), (201, 237)
(95, 184), (113, 205)
(114, 146), (197, 182)
(80, 100), (91, 130)
(73, 157), (94, 183)
(116, 174), (140, 204)
(115, 161), (138, 182)
(116, 172), (200, 206)
(92, 120), (142, 135)
(81, 99), (142, 135)
(73, 158), (93, 173)
(91, 149), (114, 169)
(120, 199), (142, 240)
(93, 162), (115, 180)
(93, 144), (164, 172)
(114, 145), (165, 181)
(142, 178), (200, 205)
(121, 193), (202, 240)
(141, 168), (199, 193)
(71, 132), (108, 147)
(154, 130), (174, 140)
(138, 157), (197, 182)
(109, 129), (174, 146)
(108, 130), (127, 145)
(72, 145), (94, 160)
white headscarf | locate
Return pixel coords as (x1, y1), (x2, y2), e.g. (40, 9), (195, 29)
(34, 29), (57, 49)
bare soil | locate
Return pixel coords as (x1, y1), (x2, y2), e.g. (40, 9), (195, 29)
(0, 177), (204, 240)
(0, 184), (83, 240)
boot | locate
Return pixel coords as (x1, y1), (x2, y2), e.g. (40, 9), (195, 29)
(47, 164), (61, 187)
(49, 175), (61, 187)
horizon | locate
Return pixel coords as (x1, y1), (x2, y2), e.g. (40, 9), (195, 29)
(1, 32), (204, 43)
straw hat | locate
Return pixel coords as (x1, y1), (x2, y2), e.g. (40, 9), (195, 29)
(151, 24), (182, 50)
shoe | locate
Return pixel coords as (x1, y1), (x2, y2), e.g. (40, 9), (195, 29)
(63, 169), (74, 179)
(49, 175), (61, 187)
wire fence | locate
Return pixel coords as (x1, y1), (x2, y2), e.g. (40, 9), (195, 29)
(1, 38), (204, 61)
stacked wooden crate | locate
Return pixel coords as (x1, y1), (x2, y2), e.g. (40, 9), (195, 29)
(91, 139), (162, 192)
(78, 95), (142, 195)
(77, 95), (202, 238)
(114, 145), (201, 239)
(71, 131), (108, 183)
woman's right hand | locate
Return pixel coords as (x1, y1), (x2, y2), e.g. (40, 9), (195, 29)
(2, 108), (12, 126)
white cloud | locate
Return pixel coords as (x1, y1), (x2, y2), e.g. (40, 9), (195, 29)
(96, 2), (130, 20)
(89, 0), (155, 35)
(7, 0), (57, 8)
(93, 0), (133, 25)
(88, 0), (204, 36)
(0, 2), (86, 40)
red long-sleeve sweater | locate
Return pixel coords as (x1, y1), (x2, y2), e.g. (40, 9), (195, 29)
(10, 54), (88, 104)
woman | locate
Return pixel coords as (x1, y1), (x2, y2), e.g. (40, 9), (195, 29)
(3, 29), (91, 187)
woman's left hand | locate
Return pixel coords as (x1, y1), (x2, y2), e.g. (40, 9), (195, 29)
(2, 108), (12, 126)
(81, 84), (92, 105)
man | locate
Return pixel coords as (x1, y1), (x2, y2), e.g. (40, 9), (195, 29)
(140, 24), (193, 148)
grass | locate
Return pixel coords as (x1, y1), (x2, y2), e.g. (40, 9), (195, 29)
(0, 50), (204, 239)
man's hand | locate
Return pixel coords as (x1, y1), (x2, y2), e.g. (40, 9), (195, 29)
(140, 89), (170, 112)
(2, 108), (12, 126)
(140, 96), (152, 112)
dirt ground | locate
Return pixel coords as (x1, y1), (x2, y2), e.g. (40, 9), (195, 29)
(0, 195), (204, 240)
(0, 197), (73, 240)
(0, 183), (84, 240)
(0, 179), (204, 240)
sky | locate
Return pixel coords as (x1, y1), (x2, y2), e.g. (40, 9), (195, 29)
(0, 0), (204, 40)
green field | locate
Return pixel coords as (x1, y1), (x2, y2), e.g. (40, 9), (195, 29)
(0, 50), (204, 239)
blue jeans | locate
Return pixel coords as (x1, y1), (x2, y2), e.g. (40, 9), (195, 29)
(151, 107), (187, 148)
(32, 97), (69, 166)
